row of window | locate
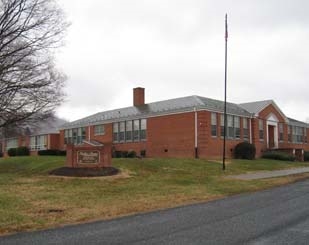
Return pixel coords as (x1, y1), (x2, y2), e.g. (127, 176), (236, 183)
(211, 113), (249, 140)
(288, 125), (307, 144)
(5, 138), (18, 150)
(30, 135), (47, 150)
(260, 121), (307, 143)
(113, 119), (147, 143)
(64, 127), (86, 145)
(5, 135), (47, 151)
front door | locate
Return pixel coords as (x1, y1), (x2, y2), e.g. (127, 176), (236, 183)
(268, 125), (275, 149)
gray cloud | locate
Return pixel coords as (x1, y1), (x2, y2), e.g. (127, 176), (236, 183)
(56, 0), (309, 122)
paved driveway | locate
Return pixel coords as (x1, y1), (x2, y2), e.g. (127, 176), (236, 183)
(2, 179), (309, 244)
(229, 166), (309, 180)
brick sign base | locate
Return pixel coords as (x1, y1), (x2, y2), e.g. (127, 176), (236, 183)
(66, 143), (112, 168)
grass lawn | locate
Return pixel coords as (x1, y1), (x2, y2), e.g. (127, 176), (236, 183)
(1, 156), (309, 235)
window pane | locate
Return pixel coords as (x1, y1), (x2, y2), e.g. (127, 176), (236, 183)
(243, 118), (248, 129)
(243, 118), (248, 140)
(279, 123), (284, 141)
(119, 122), (125, 142)
(259, 119), (264, 140)
(220, 114), (225, 137)
(133, 120), (140, 141)
(227, 115), (234, 138)
(234, 117), (240, 139)
(140, 119), (147, 140)
(126, 121), (133, 141)
(113, 123), (119, 142)
(211, 113), (217, 137)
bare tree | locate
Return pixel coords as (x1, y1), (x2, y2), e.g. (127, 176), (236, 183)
(0, 0), (68, 129)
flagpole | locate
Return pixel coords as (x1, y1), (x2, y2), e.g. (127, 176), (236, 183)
(223, 14), (228, 171)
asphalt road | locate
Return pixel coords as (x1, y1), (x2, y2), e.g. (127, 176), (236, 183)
(2, 179), (309, 245)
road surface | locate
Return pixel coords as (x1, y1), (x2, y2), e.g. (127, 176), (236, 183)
(2, 179), (309, 244)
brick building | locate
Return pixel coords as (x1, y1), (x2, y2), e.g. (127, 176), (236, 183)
(0, 118), (65, 156)
(58, 88), (309, 159)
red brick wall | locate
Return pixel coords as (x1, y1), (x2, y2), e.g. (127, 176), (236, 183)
(59, 130), (65, 150)
(90, 124), (113, 143)
(146, 112), (195, 158)
(49, 134), (60, 149)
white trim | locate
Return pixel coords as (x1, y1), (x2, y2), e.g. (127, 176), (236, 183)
(266, 114), (279, 148)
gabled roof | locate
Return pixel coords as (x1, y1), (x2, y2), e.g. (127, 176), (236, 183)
(239, 100), (288, 122)
(61, 95), (252, 129)
(287, 117), (308, 128)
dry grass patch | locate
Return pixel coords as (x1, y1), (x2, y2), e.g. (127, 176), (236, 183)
(1, 156), (309, 235)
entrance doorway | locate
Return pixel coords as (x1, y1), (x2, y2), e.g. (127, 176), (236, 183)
(268, 125), (275, 149)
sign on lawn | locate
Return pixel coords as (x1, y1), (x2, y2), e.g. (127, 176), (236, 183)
(77, 150), (100, 164)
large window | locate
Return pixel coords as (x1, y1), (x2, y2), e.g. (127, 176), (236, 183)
(140, 119), (147, 141)
(278, 123), (284, 142)
(133, 120), (140, 141)
(234, 116), (240, 139)
(227, 115), (234, 138)
(6, 138), (18, 150)
(113, 123), (119, 142)
(30, 135), (47, 150)
(119, 122), (125, 142)
(220, 114), (244, 140)
(64, 127), (86, 145)
(94, 125), (105, 135)
(220, 114), (225, 137)
(126, 121), (133, 141)
(291, 126), (305, 143)
(211, 113), (217, 137)
(259, 119), (264, 140)
(243, 118), (248, 140)
(113, 119), (147, 143)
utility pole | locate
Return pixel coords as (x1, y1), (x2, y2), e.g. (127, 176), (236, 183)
(223, 14), (228, 171)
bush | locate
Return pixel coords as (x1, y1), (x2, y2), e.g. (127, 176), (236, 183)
(262, 151), (296, 161)
(38, 149), (66, 156)
(127, 150), (136, 158)
(112, 151), (122, 158)
(16, 146), (30, 156)
(112, 150), (138, 158)
(234, 142), (256, 160)
(140, 149), (146, 157)
(7, 147), (30, 156)
(7, 148), (17, 156)
(304, 151), (309, 161)
(0, 152), (3, 158)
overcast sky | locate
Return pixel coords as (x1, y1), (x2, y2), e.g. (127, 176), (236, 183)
(55, 0), (309, 123)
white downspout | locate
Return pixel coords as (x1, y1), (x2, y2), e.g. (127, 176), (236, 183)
(88, 124), (91, 141)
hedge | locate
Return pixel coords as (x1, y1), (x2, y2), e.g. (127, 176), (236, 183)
(304, 151), (309, 161)
(112, 150), (138, 158)
(7, 147), (30, 157)
(38, 149), (66, 156)
(262, 151), (296, 161)
(234, 142), (256, 160)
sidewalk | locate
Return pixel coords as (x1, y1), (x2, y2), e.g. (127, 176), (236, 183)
(229, 167), (309, 180)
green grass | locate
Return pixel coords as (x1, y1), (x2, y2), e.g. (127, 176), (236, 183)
(0, 156), (309, 234)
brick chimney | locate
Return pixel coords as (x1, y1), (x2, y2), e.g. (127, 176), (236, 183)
(133, 87), (145, 106)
